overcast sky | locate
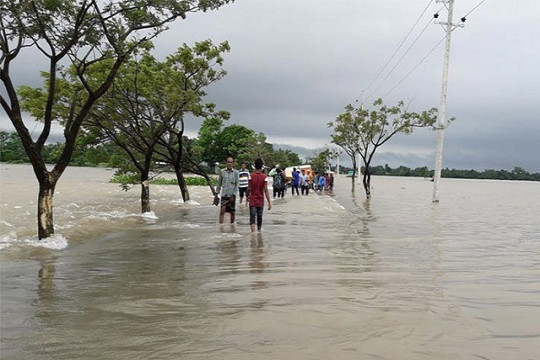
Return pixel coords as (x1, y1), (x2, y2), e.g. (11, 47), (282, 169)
(2, 0), (539, 171)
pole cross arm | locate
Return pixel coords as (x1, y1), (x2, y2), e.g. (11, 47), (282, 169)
(435, 21), (465, 29)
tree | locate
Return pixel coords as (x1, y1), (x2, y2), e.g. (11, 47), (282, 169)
(0, 0), (233, 239)
(85, 50), (174, 213)
(511, 167), (529, 180)
(308, 148), (334, 174)
(156, 110), (229, 202)
(87, 41), (229, 209)
(193, 123), (260, 166)
(192, 116), (225, 167)
(157, 134), (222, 199)
(327, 111), (362, 183)
(153, 40), (230, 202)
(0, 131), (27, 162)
(330, 99), (439, 198)
(411, 166), (430, 178)
(267, 148), (302, 169)
(215, 124), (257, 163)
(236, 132), (274, 165)
(192, 120), (304, 171)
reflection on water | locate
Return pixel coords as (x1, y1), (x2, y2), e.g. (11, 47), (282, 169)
(37, 258), (56, 303)
(1, 164), (540, 359)
(249, 234), (267, 291)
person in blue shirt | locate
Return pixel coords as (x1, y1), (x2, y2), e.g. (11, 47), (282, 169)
(318, 173), (326, 192)
(291, 168), (300, 196)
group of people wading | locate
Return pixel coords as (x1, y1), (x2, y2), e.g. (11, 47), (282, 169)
(277, 166), (334, 197)
(214, 156), (272, 232)
(214, 156), (335, 232)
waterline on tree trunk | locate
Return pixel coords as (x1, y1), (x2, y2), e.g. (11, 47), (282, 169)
(38, 185), (55, 239)
(142, 211), (158, 220)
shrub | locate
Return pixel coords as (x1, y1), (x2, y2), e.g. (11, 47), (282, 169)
(109, 174), (217, 189)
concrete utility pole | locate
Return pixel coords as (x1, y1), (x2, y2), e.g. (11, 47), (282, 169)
(357, 91), (365, 183)
(432, 0), (464, 202)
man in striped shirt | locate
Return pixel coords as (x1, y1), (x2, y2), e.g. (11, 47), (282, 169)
(215, 156), (239, 224)
(238, 161), (250, 205)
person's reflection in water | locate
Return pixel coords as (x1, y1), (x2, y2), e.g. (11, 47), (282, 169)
(217, 225), (241, 274)
(249, 233), (267, 290)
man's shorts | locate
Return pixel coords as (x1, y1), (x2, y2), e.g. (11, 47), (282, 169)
(221, 196), (236, 213)
(239, 187), (248, 198)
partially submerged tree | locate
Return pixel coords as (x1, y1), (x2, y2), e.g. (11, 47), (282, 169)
(329, 99), (439, 198)
(87, 40), (230, 210)
(156, 110), (229, 203)
(153, 40), (230, 202)
(157, 134), (222, 200)
(0, 0), (233, 238)
(85, 51), (172, 213)
(327, 109), (363, 183)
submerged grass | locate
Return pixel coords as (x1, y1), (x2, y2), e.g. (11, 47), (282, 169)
(110, 173), (217, 187)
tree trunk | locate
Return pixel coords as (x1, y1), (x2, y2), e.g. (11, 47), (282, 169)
(175, 166), (190, 202)
(141, 179), (151, 213)
(37, 180), (56, 239)
(351, 158), (357, 185)
(363, 168), (371, 199)
(188, 160), (217, 197)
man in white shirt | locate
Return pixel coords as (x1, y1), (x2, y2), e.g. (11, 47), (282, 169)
(300, 169), (310, 195)
(238, 161), (250, 205)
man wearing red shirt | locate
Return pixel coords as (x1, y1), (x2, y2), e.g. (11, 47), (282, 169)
(247, 158), (272, 232)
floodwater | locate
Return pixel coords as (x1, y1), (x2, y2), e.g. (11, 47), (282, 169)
(1, 163), (539, 359)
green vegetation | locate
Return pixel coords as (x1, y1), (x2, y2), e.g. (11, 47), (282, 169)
(337, 164), (540, 181)
(109, 173), (218, 187)
(192, 118), (302, 169)
(307, 148), (340, 174)
(0, 131), (121, 167)
(0, 130), (303, 170)
(365, 164), (540, 182)
(4, 131), (538, 182)
(81, 39), (231, 209)
(329, 99), (439, 198)
(2, 0), (234, 239)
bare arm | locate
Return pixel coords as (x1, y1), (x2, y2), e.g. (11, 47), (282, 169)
(215, 171), (222, 196)
(247, 178), (252, 205)
(264, 184), (272, 210)
(233, 170), (239, 196)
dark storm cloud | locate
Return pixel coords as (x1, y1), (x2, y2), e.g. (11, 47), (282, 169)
(2, 0), (539, 172)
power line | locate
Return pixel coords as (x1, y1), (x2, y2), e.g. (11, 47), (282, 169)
(382, 34), (446, 99)
(365, 16), (433, 102)
(462, 0), (487, 19)
(382, 0), (482, 100)
(363, 0), (434, 96)
(364, 4), (447, 103)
